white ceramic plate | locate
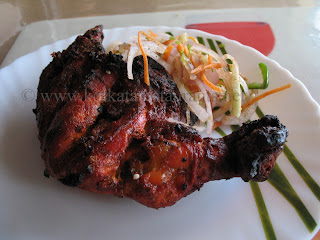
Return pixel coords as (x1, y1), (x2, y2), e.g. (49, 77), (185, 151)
(0, 26), (319, 240)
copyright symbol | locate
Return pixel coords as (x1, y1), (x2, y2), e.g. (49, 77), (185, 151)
(22, 89), (35, 102)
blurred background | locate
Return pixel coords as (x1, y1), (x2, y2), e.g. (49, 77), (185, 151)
(0, 0), (319, 65)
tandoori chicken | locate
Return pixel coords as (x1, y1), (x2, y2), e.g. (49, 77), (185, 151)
(34, 25), (288, 208)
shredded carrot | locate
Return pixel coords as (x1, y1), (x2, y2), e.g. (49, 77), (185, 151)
(140, 31), (165, 51)
(190, 57), (196, 67)
(201, 71), (222, 93)
(148, 30), (158, 37)
(242, 83), (292, 110)
(202, 63), (221, 70)
(188, 51), (197, 67)
(191, 64), (204, 74)
(212, 121), (222, 130)
(140, 31), (151, 39)
(177, 43), (184, 53)
(163, 39), (174, 45)
(138, 31), (150, 86)
(208, 55), (213, 64)
(191, 63), (221, 74)
(184, 45), (190, 59)
(162, 45), (173, 61)
(188, 36), (199, 43)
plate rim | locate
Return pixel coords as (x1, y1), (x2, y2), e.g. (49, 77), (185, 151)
(0, 25), (319, 239)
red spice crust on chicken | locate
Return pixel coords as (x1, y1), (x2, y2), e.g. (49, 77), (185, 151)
(34, 25), (288, 209)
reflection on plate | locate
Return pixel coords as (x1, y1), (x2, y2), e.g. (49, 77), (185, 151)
(0, 26), (319, 240)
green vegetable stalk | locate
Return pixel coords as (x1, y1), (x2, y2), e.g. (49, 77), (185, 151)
(248, 63), (269, 89)
(229, 62), (241, 117)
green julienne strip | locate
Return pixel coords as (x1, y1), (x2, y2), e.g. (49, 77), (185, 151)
(283, 146), (320, 201)
(230, 125), (240, 132)
(214, 127), (226, 137)
(250, 181), (277, 240)
(268, 164), (317, 231)
(206, 38), (218, 53)
(196, 36), (205, 46)
(247, 63), (269, 89)
(215, 40), (227, 55)
(255, 106), (265, 119)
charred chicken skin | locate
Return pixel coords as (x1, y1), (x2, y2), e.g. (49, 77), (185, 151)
(35, 26), (288, 208)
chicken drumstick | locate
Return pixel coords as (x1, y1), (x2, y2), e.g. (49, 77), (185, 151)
(35, 25), (288, 208)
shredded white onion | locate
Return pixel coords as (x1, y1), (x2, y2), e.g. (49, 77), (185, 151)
(239, 75), (250, 97)
(167, 117), (190, 126)
(195, 79), (214, 135)
(154, 32), (171, 42)
(110, 31), (263, 134)
(188, 42), (226, 67)
(175, 82), (209, 122)
(221, 100), (258, 125)
(223, 54), (241, 117)
(212, 101), (232, 120)
(150, 53), (172, 73)
(127, 45), (139, 80)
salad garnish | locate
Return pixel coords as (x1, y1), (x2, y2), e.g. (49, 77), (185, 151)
(111, 30), (292, 134)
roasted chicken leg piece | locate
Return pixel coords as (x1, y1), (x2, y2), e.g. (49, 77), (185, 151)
(35, 25), (288, 208)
